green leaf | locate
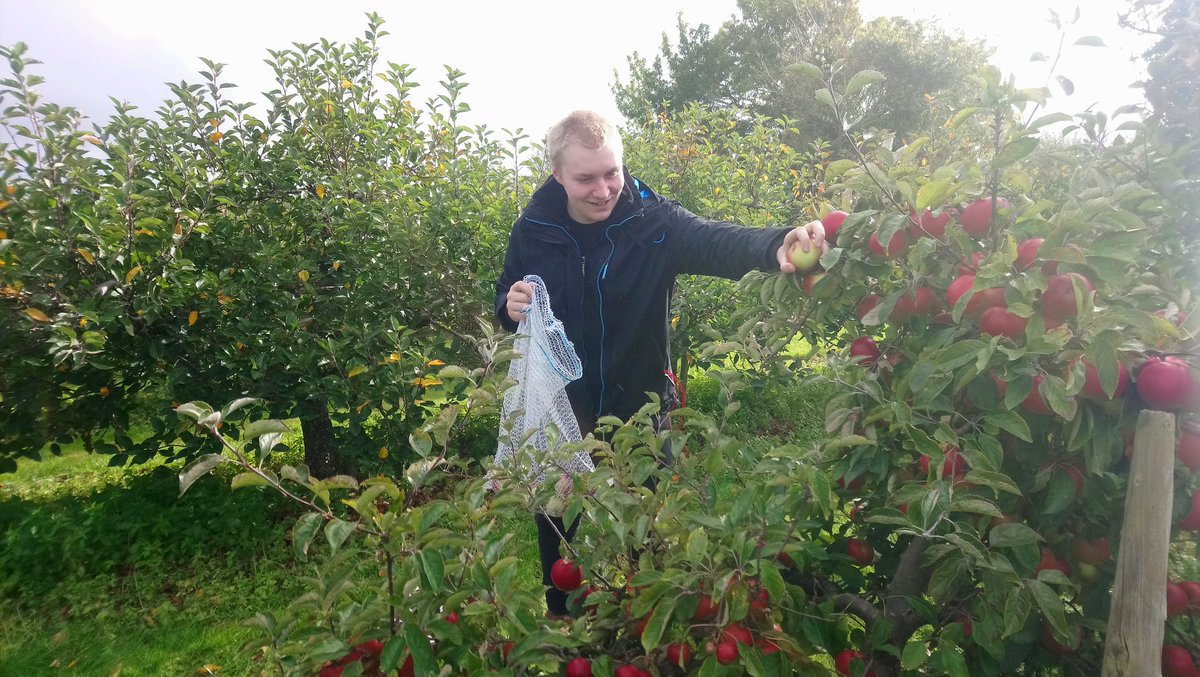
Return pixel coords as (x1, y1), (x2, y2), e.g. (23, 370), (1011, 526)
(949, 498), (1003, 517)
(759, 561), (786, 605)
(947, 107), (982, 127)
(221, 397), (259, 417)
(380, 635), (406, 672)
(175, 401), (213, 421)
(1055, 75), (1075, 96)
(179, 453), (225, 496)
(984, 410), (1032, 442)
(641, 594), (678, 653)
(988, 522), (1043, 548)
(325, 517), (355, 554)
(293, 512), (323, 560)
(410, 430), (433, 458)
(686, 527), (708, 564)
(916, 178), (954, 212)
(901, 638), (928, 669)
(418, 549), (445, 593)
(243, 419), (290, 439)
(845, 69), (885, 95)
(1074, 35), (1106, 47)
(403, 625), (436, 676)
(231, 471), (271, 490)
(786, 61), (823, 79)
(815, 88), (835, 111)
(994, 137), (1039, 168)
(1027, 579), (1069, 639)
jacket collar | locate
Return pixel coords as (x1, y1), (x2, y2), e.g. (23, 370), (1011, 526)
(522, 167), (653, 228)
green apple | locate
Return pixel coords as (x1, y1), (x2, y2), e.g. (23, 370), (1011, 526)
(789, 242), (821, 272)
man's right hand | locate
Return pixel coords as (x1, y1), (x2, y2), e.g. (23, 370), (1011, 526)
(506, 280), (534, 324)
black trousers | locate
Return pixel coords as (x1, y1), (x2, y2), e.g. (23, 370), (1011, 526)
(535, 413), (674, 615)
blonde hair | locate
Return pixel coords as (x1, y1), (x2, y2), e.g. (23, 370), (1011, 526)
(545, 110), (624, 171)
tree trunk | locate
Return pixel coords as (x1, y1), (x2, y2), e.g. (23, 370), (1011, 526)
(300, 399), (342, 479)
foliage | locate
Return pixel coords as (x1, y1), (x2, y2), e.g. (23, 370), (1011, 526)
(0, 15), (538, 476)
(612, 0), (993, 150)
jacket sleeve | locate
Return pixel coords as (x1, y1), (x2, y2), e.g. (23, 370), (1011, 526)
(662, 202), (792, 279)
(494, 222), (523, 332)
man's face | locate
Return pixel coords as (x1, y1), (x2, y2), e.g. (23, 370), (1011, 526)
(553, 142), (624, 224)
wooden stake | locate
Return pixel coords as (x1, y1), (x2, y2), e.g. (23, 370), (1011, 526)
(1102, 410), (1177, 677)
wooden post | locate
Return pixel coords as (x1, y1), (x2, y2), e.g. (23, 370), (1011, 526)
(1102, 410), (1177, 677)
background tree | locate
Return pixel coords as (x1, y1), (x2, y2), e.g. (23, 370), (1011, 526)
(612, 0), (992, 149)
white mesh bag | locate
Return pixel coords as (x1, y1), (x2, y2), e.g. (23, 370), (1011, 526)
(492, 275), (594, 487)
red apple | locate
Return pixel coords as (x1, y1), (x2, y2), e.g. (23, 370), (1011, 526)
(822, 210), (848, 242)
(802, 271), (827, 295)
(849, 337), (881, 365)
(715, 641), (739, 665)
(1179, 430), (1200, 472)
(1162, 644), (1194, 677)
(959, 197), (1009, 237)
(1041, 312), (1066, 330)
(693, 594), (719, 622)
(1040, 624), (1080, 655)
(1136, 356), (1195, 410)
(721, 623), (753, 646)
(1035, 547), (1071, 577)
(847, 538), (875, 565)
(979, 305), (1028, 340)
(920, 445), (966, 477)
(1178, 581), (1200, 612)
(908, 208), (951, 239)
(550, 558), (583, 592)
(1071, 537), (1111, 565)
(1041, 273), (1094, 320)
(957, 251), (984, 276)
(614, 666), (642, 677)
(1155, 307), (1187, 327)
(1168, 581), (1190, 616)
(566, 658), (593, 677)
(891, 287), (937, 321)
(856, 294), (882, 320)
(398, 655), (415, 677)
(868, 230), (909, 258)
(666, 642), (693, 667)
(1015, 237), (1044, 270)
(945, 275), (1005, 316)
(1021, 375), (1053, 415)
(1078, 357), (1129, 399)
(835, 649), (871, 676)
(1181, 491), (1200, 531)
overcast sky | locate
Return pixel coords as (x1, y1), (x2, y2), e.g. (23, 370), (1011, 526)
(1, 0), (1156, 140)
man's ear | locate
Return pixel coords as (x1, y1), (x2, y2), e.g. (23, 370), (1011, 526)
(551, 168), (562, 184)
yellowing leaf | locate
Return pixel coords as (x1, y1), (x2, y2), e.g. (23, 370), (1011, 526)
(426, 359), (445, 367)
(4, 185), (13, 195)
(315, 184), (325, 199)
(332, 261), (341, 271)
(174, 222), (183, 236)
(0, 200), (9, 210)
(80, 134), (104, 146)
(341, 79), (352, 89)
(411, 376), (442, 388)
(347, 365), (368, 378)
(209, 131), (223, 143)
(0, 230), (7, 239)
(188, 310), (198, 326)
(76, 248), (94, 264)
(24, 307), (49, 322)
(195, 664), (223, 675)
(208, 118), (219, 127)
(297, 270), (310, 282)
(235, 341), (246, 350)
(125, 265), (142, 283)
(378, 446), (389, 459)
(100, 386), (110, 397)
(386, 353), (400, 364)
(324, 103), (333, 115)
(355, 400), (371, 413)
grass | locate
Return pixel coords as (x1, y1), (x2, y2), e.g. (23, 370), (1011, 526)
(0, 370), (831, 676)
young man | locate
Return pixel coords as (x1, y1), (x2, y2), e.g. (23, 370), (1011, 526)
(494, 110), (825, 619)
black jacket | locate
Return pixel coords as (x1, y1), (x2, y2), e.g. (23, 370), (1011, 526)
(495, 170), (790, 431)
